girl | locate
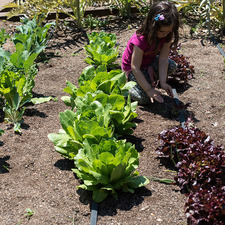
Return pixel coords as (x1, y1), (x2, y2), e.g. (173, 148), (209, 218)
(122, 1), (180, 105)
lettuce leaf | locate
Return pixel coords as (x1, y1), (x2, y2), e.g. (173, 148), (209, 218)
(73, 138), (149, 202)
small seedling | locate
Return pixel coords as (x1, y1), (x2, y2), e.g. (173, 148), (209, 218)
(25, 208), (35, 219)
(16, 208), (35, 225)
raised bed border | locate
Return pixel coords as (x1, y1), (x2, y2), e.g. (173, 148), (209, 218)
(0, 6), (139, 22)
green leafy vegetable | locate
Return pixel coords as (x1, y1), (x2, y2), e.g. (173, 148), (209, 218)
(0, 70), (35, 133)
(48, 109), (113, 160)
(73, 138), (149, 202)
(31, 96), (57, 104)
(84, 31), (119, 69)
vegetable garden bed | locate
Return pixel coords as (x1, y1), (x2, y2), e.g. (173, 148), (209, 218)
(0, 12), (225, 225)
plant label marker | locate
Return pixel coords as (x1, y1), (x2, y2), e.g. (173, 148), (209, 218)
(172, 88), (186, 129)
(90, 201), (98, 225)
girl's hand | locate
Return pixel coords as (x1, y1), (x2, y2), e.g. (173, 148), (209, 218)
(146, 89), (164, 103)
(161, 83), (173, 98)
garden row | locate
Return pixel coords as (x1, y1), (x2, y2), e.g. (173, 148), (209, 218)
(0, 15), (55, 133)
(47, 31), (150, 203)
(156, 119), (225, 224)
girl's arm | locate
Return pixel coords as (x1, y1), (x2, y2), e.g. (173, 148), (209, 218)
(131, 45), (164, 103)
(158, 41), (173, 98)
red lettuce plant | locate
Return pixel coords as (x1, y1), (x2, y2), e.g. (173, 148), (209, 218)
(169, 43), (195, 82)
(186, 186), (225, 225)
(156, 123), (225, 224)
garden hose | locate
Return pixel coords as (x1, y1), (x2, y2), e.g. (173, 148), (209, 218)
(210, 34), (225, 58)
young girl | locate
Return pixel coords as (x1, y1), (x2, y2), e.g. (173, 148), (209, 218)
(122, 1), (180, 105)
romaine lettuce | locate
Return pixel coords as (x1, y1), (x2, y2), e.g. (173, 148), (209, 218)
(73, 138), (149, 202)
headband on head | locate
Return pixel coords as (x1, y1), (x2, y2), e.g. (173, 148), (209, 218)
(154, 14), (165, 21)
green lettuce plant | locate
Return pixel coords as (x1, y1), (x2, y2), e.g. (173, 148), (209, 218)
(87, 31), (117, 49)
(48, 109), (113, 160)
(0, 69), (35, 133)
(74, 92), (137, 136)
(84, 30), (119, 70)
(61, 65), (137, 136)
(73, 138), (149, 202)
(84, 42), (119, 69)
(62, 65), (136, 105)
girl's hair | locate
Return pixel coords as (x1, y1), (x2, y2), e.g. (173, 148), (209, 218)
(137, 1), (180, 50)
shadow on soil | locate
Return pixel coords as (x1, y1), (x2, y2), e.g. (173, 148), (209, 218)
(48, 24), (89, 51)
(0, 155), (11, 174)
(54, 158), (74, 171)
(98, 187), (152, 216)
(76, 186), (152, 216)
(122, 133), (145, 152)
(139, 94), (198, 124)
(24, 108), (47, 118)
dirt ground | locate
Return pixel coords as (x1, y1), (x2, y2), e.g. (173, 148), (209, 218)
(0, 14), (224, 225)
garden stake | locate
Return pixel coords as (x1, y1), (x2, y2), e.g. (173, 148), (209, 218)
(172, 88), (186, 129)
(90, 201), (98, 225)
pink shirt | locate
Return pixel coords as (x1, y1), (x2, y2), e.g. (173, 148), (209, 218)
(122, 33), (167, 72)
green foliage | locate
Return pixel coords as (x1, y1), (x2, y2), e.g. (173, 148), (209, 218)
(13, 16), (55, 55)
(62, 65), (136, 105)
(0, 70), (35, 133)
(0, 16), (53, 133)
(48, 30), (148, 203)
(0, 29), (10, 47)
(54, 0), (94, 28)
(75, 92), (137, 136)
(73, 138), (149, 202)
(78, 65), (131, 96)
(30, 96), (57, 104)
(88, 31), (117, 49)
(84, 31), (119, 69)
(48, 109), (113, 160)
(84, 43), (119, 69)
(0, 129), (4, 136)
(109, 0), (148, 18)
(3, 1), (55, 24)
(173, 0), (224, 31)
(82, 15), (110, 29)
(4, 0), (93, 28)
(17, 208), (35, 225)
(61, 65), (137, 136)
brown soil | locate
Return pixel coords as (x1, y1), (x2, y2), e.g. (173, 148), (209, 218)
(0, 15), (224, 225)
